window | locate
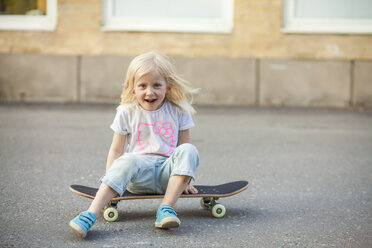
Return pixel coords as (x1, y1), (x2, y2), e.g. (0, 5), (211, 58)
(101, 0), (234, 33)
(282, 0), (372, 34)
(0, 0), (57, 31)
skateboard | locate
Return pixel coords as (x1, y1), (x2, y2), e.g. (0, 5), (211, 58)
(70, 180), (249, 222)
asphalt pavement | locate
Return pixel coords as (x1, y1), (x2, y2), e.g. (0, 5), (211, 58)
(0, 103), (371, 248)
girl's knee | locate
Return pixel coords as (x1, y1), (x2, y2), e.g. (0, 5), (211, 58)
(176, 143), (199, 158)
(172, 143), (199, 172)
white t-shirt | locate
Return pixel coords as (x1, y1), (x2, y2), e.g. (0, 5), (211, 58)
(110, 101), (194, 156)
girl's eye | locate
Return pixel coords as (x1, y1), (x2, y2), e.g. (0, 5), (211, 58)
(154, 83), (162, 88)
(138, 84), (146, 88)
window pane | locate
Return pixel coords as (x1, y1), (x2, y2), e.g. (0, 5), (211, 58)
(351, 0), (372, 18)
(295, 0), (372, 19)
(169, 0), (221, 19)
(113, 0), (222, 19)
(0, 0), (46, 15)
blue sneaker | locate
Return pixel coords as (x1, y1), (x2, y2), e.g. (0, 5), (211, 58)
(155, 205), (180, 229)
(69, 211), (96, 238)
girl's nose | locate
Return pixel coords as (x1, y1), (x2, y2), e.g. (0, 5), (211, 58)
(146, 88), (154, 96)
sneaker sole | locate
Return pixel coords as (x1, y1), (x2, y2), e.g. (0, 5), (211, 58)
(69, 220), (87, 238)
(155, 217), (181, 229)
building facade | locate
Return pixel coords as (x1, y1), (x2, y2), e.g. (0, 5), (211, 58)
(0, 0), (371, 107)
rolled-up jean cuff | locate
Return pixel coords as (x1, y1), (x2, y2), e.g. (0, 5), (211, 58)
(170, 170), (195, 180)
(100, 177), (125, 196)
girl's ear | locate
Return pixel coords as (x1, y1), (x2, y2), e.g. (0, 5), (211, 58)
(166, 80), (172, 93)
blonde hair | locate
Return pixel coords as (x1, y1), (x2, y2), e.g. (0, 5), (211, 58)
(121, 50), (197, 114)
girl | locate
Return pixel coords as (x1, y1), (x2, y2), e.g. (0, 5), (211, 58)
(69, 50), (199, 238)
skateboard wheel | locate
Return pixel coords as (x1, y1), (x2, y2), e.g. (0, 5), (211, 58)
(212, 204), (226, 218)
(103, 207), (119, 222)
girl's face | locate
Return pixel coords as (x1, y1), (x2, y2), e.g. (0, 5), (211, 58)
(134, 69), (169, 111)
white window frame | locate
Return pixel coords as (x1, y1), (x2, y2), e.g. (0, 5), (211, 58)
(282, 0), (372, 34)
(101, 0), (234, 33)
(0, 0), (57, 31)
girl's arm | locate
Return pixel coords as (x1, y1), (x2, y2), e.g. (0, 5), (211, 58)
(177, 129), (190, 146)
(105, 132), (126, 173)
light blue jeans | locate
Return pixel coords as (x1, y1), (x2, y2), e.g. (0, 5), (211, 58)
(101, 143), (199, 196)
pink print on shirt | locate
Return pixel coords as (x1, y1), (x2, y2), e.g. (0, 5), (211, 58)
(135, 121), (176, 155)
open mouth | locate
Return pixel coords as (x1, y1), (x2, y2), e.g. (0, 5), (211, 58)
(145, 99), (157, 104)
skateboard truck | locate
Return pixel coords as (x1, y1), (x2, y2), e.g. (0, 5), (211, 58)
(200, 197), (226, 218)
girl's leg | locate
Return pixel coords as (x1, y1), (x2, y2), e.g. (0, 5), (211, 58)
(69, 183), (117, 238)
(155, 176), (190, 229)
(160, 143), (199, 207)
(87, 183), (117, 216)
(155, 143), (199, 228)
(161, 175), (191, 208)
(70, 154), (145, 238)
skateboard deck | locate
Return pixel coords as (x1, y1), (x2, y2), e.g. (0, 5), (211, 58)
(70, 180), (249, 221)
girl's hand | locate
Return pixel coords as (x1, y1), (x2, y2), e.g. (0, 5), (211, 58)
(184, 185), (198, 194)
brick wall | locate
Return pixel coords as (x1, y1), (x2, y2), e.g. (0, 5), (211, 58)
(0, 0), (371, 107)
(0, 0), (371, 60)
